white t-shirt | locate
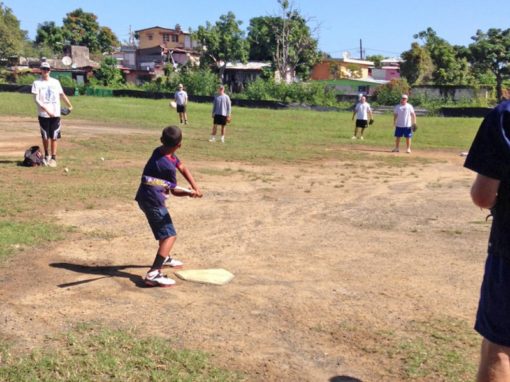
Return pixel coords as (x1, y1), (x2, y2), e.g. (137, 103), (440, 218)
(394, 103), (415, 128)
(31, 77), (64, 118)
(355, 102), (372, 120)
(174, 90), (188, 106)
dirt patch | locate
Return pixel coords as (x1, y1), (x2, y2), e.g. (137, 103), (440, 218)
(0, 117), (486, 381)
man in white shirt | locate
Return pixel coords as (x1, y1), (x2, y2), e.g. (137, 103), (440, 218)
(392, 94), (417, 154)
(174, 83), (188, 124)
(351, 95), (373, 140)
(31, 62), (73, 167)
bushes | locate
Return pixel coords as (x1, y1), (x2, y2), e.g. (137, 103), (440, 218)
(244, 79), (336, 106)
(373, 78), (410, 105)
(16, 74), (37, 85)
(179, 69), (218, 96)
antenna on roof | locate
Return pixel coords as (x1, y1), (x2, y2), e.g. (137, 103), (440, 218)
(128, 25), (135, 46)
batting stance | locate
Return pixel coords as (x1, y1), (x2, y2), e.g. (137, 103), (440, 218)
(31, 62), (73, 168)
(465, 100), (510, 381)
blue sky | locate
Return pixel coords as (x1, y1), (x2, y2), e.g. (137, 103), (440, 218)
(5, 0), (509, 58)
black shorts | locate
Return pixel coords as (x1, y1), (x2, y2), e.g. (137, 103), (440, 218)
(176, 105), (186, 113)
(356, 119), (368, 128)
(214, 114), (227, 126)
(38, 116), (61, 140)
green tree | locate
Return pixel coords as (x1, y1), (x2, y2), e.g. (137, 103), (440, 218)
(400, 42), (434, 85)
(366, 54), (384, 68)
(272, 0), (320, 81)
(414, 27), (471, 85)
(35, 21), (65, 54)
(247, 11), (319, 80)
(94, 56), (124, 86)
(0, 2), (29, 60)
(194, 12), (249, 82)
(469, 28), (510, 101)
(97, 26), (119, 54)
(62, 9), (119, 54)
(247, 16), (277, 62)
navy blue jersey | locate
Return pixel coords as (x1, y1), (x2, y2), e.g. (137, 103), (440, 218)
(465, 101), (510, 259)
(135, 147), (181, 207)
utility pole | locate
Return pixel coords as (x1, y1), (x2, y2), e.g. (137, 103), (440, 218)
(359, 39), (364, 60)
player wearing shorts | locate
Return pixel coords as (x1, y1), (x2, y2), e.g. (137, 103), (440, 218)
(465, 100), (510, 381)
(392, 94), (416, 154)
(209, 85), (231, 143)
(135, 126), (202, 287)
(174, 84), (188, 124)
(351, 95), (373, 140)
(31, 62), (73, 167)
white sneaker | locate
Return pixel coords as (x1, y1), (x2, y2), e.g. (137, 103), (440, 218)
(351, 136), (357, 140)
(360, 136), (364, 140)
(220, 136), (225, 143)
(48, 158), (57, 167)
(144, 270), (176, 287)
(406, 148), (411, 154)
(163, 257), (183, 268)
(43, 156), (50, 166)
(391, 148), (399, 152)
(209, 136), (216, 142)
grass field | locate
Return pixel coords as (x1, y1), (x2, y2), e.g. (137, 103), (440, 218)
(0, 92), (485, 380)
(0, 91), (482, 261)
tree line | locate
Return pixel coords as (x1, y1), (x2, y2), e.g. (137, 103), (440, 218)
(0, 1), (509, 101)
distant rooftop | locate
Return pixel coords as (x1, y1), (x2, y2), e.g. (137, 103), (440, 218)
(135, 26), (190, 34)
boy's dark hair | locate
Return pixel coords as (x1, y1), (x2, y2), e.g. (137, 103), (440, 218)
(161, 126), (182, 147)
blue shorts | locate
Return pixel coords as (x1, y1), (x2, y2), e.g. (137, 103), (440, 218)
(137, 200), (176, 240)
(475, 252), (510, 347)
(394, 127), (413, 138)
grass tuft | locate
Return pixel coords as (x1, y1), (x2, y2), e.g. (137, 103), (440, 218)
(0, 324), (243, 381)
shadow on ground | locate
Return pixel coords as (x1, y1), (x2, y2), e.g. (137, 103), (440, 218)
(50, 262), (148, 288)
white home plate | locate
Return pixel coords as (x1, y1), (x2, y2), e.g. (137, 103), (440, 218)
(175, 268), (234, 285)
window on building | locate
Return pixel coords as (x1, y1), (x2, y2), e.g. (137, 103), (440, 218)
(358, 86), (369, 93)
(148, 34), (153, 41)
(163, 34), (170, 42)
(171, 34), (179, 43)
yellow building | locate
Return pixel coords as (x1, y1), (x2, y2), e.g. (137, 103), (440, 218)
(311, 56), (374, 81)
(135, 25), (192, 50)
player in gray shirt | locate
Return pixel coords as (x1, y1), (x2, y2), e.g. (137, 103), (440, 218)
(209, 85), (231, 143)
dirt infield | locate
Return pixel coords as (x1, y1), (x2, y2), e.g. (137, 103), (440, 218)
(0, 117), (486, 381)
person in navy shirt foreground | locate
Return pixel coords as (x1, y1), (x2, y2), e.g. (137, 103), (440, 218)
(465, 100), (510, 381)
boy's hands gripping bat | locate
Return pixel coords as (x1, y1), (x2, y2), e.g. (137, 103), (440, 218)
(142, 175), (193, 194)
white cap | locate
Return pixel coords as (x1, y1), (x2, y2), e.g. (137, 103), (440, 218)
(40, 62), (51, 70)
(401, 94), (408, 99)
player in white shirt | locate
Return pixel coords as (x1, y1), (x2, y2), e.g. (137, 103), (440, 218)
(31, 62), (73, 167)
(392, 94), (417, 153)
(351, 96), (373, 140)
(174, 83), (188, 124)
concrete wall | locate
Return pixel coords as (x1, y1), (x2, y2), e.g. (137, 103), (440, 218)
(412, 86), (492, 101)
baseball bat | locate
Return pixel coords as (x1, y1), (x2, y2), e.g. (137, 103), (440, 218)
(142, 175), (193, 194)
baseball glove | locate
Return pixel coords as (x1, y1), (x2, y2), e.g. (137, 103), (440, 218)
(412, 123), (418, 132)
(369, 119), (374, 125)
(61, 107), (71, 116)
